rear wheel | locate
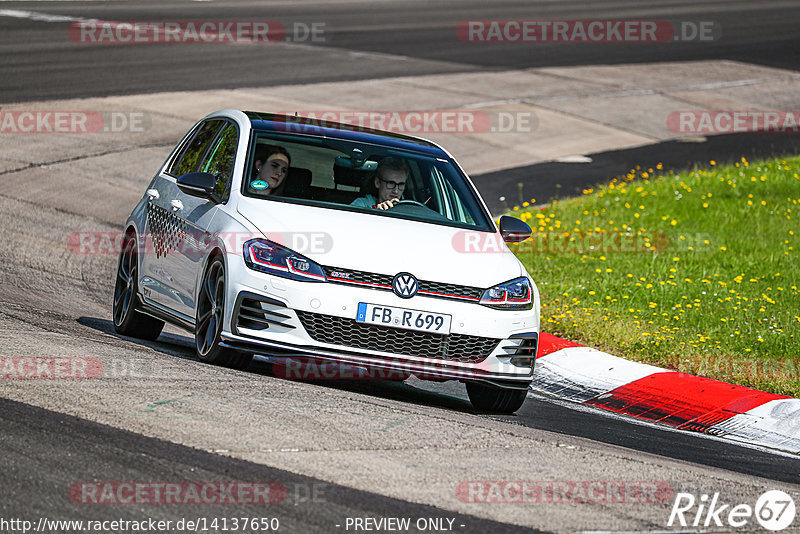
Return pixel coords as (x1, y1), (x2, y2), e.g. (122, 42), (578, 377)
(113, 233), (164, 340)
(466, 382), (528, 414)
(195, 257), (251, 370)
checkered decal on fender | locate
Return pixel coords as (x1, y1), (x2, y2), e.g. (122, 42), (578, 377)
(147, 203), (188, 258)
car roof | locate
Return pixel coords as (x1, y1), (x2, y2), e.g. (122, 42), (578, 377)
(244, 111), (449, 158)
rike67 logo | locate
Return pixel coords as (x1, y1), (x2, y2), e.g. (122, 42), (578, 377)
(668, 490), (796, 531)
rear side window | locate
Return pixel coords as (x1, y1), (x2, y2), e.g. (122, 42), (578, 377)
(169, 120), (223, 177)
(200, 122), (238, 201)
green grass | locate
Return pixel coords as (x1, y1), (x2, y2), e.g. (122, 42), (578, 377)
(508, 156), (800, 397)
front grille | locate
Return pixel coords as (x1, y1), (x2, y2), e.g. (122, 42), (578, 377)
(324, 266), (392, 288)
(420, 281), (481, 300)
(296, 310), (499, 363)
(322, 266), (483, 302)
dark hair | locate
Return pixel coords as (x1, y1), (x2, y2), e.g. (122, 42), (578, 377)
(255, 145), (291, 167)
(376, 157), (409, 180)
(253, 145), (291, 196)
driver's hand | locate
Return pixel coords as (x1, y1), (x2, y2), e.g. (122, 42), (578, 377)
(375, 198), (400, 210)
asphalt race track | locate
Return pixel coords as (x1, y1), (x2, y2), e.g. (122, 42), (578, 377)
(0, 396), (536, 534)
(1, 1), (799, 532)
(1, 0), (800, 102)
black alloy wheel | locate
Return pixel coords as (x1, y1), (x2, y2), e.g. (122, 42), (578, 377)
(195, 256), (251, 369)
(113, 233), (164, 340)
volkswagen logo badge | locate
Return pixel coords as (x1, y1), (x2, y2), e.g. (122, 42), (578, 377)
(392, 272), (418, 299)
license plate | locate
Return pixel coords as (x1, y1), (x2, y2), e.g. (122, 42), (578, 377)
(356, 303), (451, 334)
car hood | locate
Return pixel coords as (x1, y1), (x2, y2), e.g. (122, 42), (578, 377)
(235, 197), (526, 288)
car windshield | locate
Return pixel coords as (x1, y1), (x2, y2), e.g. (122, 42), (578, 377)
(242, 131), (493, 231)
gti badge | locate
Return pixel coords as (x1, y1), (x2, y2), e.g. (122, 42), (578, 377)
(393, 272), (418, 299)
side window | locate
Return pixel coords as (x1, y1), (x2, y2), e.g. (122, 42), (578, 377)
(169, 120), (223, 177)
(430, 165), (473, 224)
(200, 122), (238, 201)
(430, 166), (451, 218)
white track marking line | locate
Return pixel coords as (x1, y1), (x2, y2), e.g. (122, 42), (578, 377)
(0, 9), (90, 22)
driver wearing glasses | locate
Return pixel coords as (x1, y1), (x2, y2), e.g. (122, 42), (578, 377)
(350, 157), (409, 210)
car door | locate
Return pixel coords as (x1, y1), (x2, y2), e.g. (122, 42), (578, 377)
(169, 120), (239, 317)
(140, 119), (227, 319)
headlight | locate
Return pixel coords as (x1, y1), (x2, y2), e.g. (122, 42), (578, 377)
(479, 277), (532, 310)
(243, 238), (326, 282)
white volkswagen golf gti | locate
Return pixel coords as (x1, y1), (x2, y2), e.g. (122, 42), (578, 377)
(114, 109), (540, 413)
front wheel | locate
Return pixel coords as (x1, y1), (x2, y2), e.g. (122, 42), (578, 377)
(195, 257), (252, 370)
(113, 233), (164, 340)
(466, 382), (528, 414)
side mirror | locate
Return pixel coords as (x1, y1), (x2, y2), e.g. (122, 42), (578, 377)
(499, 215), (532, 243)
(176, 172), (219, 203)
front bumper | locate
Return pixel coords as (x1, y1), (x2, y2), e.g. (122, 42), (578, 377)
(220, 331), (535, 389)
(223, 259), (539, 388)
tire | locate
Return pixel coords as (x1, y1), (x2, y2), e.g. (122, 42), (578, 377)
(113, 233), (164, 340)
(195, 256), (252, 370)
(466, 382), (528, 414)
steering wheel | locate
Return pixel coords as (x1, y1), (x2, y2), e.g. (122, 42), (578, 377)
(389, 199), (429, 209)
(386, 199), (450, 222)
